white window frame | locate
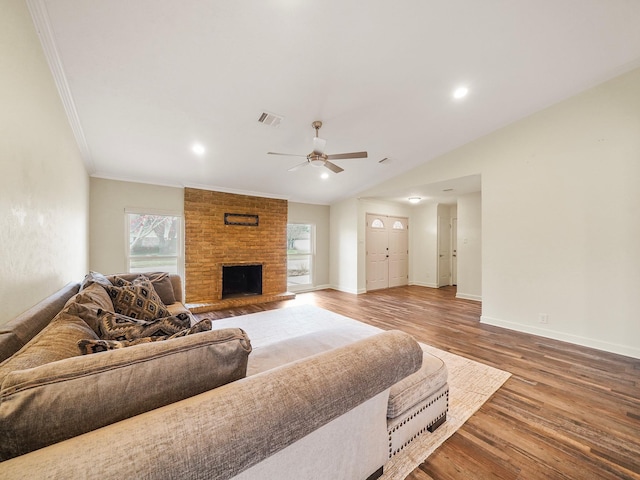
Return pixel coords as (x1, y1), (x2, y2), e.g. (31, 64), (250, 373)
(286, 222), (315, 292)
(124, 208), (184, 279)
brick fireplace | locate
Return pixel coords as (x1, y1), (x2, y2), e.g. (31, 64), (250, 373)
(184, 188), (293, 311)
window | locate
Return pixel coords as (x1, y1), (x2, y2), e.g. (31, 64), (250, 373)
(287, 223), (313, 291)
(371, 218), (385, 228)
(126, 211), (182, 275)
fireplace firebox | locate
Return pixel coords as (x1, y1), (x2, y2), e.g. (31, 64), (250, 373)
(222, 264), (262, 299)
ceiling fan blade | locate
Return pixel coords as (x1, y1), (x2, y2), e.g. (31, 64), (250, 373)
(326, 151), (368, 160)
(324, 161), (344, 173)
(267, 152), (307, 157)
(312, 137), (327, 154)
(288, 161), (310, 172)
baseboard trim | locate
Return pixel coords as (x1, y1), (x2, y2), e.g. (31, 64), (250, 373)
(289, 284), (331, 294)
(329, 285), (360, 295)
(481, 315), (640, 359)
(409, 281), (439, 288)
(455, 292), (482, 302)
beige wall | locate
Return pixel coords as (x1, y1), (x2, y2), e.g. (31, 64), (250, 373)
(456, 192), (481, 300)
(288, 202), (330, 289)
(0, 0), (89, 325)
(409, 203), (439, 288)
(89, 178), (183, 274)
(329, 198), (359, 293)
(358, 67), (640, 359)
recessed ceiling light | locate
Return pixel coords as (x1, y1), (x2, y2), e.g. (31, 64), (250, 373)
(321, 172), (329, 180)
(192, 143), (205, 156)
(408, 197), (421, 204)
(453, 87), (469, 99)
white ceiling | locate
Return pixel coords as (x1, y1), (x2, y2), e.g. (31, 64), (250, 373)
(32, 0), (640, 205)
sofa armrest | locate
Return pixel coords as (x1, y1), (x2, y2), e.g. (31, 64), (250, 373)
(0, 282), (80, 362)
(0, 330), (422, 480)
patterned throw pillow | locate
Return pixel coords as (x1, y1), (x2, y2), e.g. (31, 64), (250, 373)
(110, 274), (177, 305)
(78, 320), (212, 354)
(104, 278), (169, 321)
(95, 309), (192, 341)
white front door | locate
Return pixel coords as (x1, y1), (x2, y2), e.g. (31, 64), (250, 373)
(366, 214), (389, 291)
(366, 214), (409, 291)
(438, 215), (451, 287)
(388, 217), (408, 288)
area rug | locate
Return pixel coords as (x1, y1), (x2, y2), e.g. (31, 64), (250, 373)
(381, 343), (511, 479)
(209, 304), (511, 479)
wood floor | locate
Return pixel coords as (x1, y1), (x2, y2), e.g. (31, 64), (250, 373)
(196, 286), (640, 480)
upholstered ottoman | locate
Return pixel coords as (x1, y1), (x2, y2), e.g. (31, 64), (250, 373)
(205, 305), (450, 463)
(386, 349), (448, 457)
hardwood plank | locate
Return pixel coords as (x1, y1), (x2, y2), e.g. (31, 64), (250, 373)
(195, 286), (640, 479)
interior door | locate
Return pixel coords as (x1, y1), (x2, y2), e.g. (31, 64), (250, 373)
(388, 217), (408, 287)
(452, 217), (458, 286)
(438, 216), (451, 287)
(366, 214), (389, 291)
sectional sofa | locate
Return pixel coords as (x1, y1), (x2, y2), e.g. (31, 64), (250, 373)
(0, 273), (448, 479)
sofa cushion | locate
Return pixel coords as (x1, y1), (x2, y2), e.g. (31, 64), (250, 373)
(77, 319), (212, 353)
(104, 279), (169, 321)
(0, 327), (251, 461)
(387, 349), (448, 418)
(95, 310), (192, 340)
(0, 309), (98, 385)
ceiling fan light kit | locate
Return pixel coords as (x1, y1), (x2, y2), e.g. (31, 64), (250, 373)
(268, 120), (367, 174)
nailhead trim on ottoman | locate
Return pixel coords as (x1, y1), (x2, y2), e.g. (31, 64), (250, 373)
(387, 384), (449, 457)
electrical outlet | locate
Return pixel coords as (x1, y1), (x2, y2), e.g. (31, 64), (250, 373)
(539, 313), (549, 324)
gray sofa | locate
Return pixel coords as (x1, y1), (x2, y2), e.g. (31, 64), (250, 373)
(0, 273), (448, 479)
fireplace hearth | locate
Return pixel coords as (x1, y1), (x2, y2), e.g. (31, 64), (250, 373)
(222, 264), (262, 299)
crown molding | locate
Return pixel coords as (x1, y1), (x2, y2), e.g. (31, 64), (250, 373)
(184, 183), (291, 201)
(27, 0), (94, 173)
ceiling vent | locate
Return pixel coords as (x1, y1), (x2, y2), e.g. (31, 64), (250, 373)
(258, 111), (283, 127)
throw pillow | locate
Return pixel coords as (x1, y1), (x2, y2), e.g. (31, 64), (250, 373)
(95, 309), (192, 341)
(78, 319), (212, 354)
(143, 272), (177, 305)
(63, 283), (114, 334)
(104, 279), (169, 321)
(106, 273), (178, 305)
(80, 271), (112, 291)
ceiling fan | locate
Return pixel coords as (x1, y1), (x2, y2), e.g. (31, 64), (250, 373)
(267, 121), (367, 173)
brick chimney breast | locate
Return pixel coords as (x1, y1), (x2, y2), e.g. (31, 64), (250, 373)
(184, 188), (289, 309)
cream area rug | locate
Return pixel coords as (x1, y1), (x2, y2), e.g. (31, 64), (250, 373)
(210, 304), (511, 479)
(381, 343), (511, 479)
